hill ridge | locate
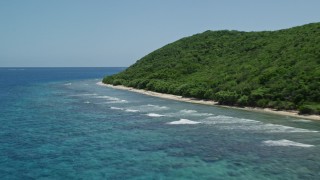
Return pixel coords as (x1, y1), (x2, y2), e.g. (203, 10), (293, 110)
(103, 22), (320, 114)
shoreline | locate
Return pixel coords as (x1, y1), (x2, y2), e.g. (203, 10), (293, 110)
(97, 82), (320, 121)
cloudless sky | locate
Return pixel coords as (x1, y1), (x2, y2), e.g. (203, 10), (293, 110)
(1, 0), (319, 67)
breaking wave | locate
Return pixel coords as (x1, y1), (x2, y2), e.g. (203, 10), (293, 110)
(180, 109), (198, 113)
(95, 96), (128, 103)
(292, 119), (312, 123)
(167, 119), (201, 125)
(110, 107), (124, 110)
(203, 115), (318, 133)
(167, 109), (214, 117)
(203, 115), (258, 124)
(104, 99), (128, 104)
(263, 139), (314, 147)
(131, 104), (169, 112)
(69, 93), (98, 96)
(145, 113), (165, 117)
(95, 96), (120, 101)
(125, 109), (139, 112)
(110, 107), (139, 112)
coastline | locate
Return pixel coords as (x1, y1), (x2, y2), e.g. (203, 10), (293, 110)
(97, 82), (320, 121)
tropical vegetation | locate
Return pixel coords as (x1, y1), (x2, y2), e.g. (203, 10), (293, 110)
(103, 23), (320, 114)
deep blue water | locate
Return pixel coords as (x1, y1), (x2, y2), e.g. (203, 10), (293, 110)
(1, 67), (320, 179)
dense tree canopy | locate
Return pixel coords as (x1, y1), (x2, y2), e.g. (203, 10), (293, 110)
(103, 23), (320, 114)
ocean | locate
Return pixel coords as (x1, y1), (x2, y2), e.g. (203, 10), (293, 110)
(0, 67), (319, 179)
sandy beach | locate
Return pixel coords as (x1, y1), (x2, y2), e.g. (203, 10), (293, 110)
(97, 82), (320, 121)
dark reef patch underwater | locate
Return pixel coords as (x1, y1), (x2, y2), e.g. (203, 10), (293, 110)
(1, 68), (320, 179)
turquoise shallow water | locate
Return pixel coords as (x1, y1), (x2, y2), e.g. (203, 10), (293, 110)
(1, 68), (320, 179)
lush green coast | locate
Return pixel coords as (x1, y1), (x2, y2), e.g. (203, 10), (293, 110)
(103, 23), (320, 115)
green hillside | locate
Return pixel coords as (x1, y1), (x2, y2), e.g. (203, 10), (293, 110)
(103, 23), (320, 114)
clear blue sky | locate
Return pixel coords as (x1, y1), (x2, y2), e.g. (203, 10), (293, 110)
(1, 0), (319, 67)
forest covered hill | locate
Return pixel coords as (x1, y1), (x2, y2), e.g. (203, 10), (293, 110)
(103, 23), (320, 114)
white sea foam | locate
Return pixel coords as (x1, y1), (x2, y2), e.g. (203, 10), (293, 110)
(203, 115), (317, 133)
(178, 109), (213, 116)
(170, 109), (214, 117)
(217, 122), (318, 133)
(146, 113), (165, 117)
(180, 109), (198, 113)
(125, 109), (139, 112)
(263, 139), (314, 147)
(133, 104), (169, 112)
(146, 104), (168, 110)
(292, 119), (312, 123)
(110, 107), (138, 112)
(69, 93), (98, 96)
(110, 107), (124, 110)
(262, 124), (318, 133)
(84, 101), (90, 104)
(167, 119), (201, 125)
(64, 83), (72, 86)
(94, 96), (128, 103)
(105, 99), (128, 104)
(204, 116), (258, 124)
(95, 96), (119, 101)
(215, 122), (317, 133)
